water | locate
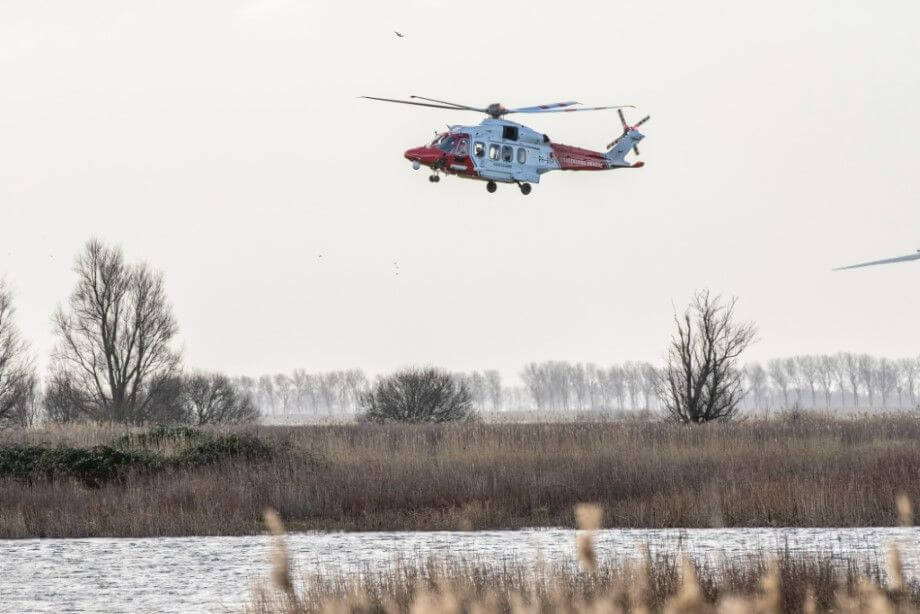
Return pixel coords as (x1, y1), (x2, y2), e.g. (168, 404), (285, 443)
(2, 527), (917, 613)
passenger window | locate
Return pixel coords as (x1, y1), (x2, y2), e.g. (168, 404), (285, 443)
(489, 144), (500, 160)
(501, 145), (513, 163)
(517, 148), (527, 164)
(474, 142), (485, 157)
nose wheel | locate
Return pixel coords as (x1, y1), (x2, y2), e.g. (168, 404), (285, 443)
(486, 181), (497, 193)
(428, 174), (440, 183)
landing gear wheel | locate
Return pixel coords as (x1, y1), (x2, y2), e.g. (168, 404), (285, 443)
(519, 182), (532, 195)
(486, 181), (497, 193)
(429, 174), (440, 183)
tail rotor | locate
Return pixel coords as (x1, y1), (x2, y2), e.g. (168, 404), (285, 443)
(608, 109), (650, 154)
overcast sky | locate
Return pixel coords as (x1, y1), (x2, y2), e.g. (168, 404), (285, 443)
(2, 0), (919, 382)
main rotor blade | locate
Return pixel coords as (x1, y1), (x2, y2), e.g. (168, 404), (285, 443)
(505, 101), (579, 113)
(514, 104), (635, 114)
(409, 95), (487, 113)
(361, 96), (483, 112)
(833, 251), (920, 271)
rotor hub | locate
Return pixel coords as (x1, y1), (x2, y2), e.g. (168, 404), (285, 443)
(486, 103), (506, 119)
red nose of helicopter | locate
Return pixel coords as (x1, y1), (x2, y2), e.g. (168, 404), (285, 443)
(404, 146), (443, 166)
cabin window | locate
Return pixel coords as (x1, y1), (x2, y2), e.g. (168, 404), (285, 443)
(502, 125), (519, 141)
(435, 135), (457, 152)
(488, 144), (500, 160)
(501, 145), (513, 163)
(474, 142), (485, 157)
(454, 138), (468, 156)
(517, 148), (527, 164)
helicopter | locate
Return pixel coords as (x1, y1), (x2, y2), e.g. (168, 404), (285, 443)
(834, 249), (920, 271)
(362, 96), (649, 194)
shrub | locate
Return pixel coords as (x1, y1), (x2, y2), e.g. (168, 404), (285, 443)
(359, 367), (477, 423)
(176, 433), (273, 466)
(0, 426), (274, 487)
(0, 444), (160, 487)
(113, 424), (208, 450)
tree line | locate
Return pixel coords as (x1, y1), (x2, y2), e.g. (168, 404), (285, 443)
(2, 242), (917, 427)
(244, 354), (920, 416)
(744, 354), (920, 411)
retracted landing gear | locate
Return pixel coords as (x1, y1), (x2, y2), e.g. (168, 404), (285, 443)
(486, 181), (497, 193)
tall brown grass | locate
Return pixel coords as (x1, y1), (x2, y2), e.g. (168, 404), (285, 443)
(244, 506), (920, 613)
(2, 414), (920, 537)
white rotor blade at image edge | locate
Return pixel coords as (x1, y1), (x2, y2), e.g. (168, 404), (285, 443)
(520, 104), (635, 114)
(506, 101), (580, 113)
(833, 250), (920, 271)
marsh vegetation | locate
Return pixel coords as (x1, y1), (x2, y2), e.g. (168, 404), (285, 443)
(2, 415), (919, 537)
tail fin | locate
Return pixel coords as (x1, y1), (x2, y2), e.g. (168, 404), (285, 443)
(606, 129), (645, 167)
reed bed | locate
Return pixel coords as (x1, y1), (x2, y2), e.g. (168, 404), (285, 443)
(2, 414), (920, 537)
(244, 505), (920, 613)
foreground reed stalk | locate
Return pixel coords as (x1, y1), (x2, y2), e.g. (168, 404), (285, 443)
(246, 502), (919, 614)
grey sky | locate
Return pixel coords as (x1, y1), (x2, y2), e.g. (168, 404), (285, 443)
(2, 0), (919, 381)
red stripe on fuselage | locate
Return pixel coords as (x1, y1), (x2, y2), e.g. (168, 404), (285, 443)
(550, 143), (609, 171)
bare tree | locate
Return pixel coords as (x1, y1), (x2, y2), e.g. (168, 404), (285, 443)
(796, 355), (820, 408)
(858, 354), (878, 409)
(899, 357), (919, 408)
(658, 291), (756, 423)
(784, 357), (804, 406)
(571, 363), (590, 410)
(817, 355), (838, 409)
(183, 372), (260, 424)
(611, 365), (627, 410)
(0, 282), (37, 427)
(623, 362), (642, 410)
(639, 362), (659, 410)
(841, 353), (861, 409)
(257, 375), (276, 414)
(521, 363), (549, 410)
(360, 367), (475, 423)
(878, 358), (898, 410)
(44, 364), (92, 423)
(767, 359), (790, 409)
(744, 363), (768, 410)
(273, 374), (294, 413)
(548, 362), (573, 411)
(484, 370), (502, 411)
(51, 240), (181, 424)
(343, 369), (369, 412)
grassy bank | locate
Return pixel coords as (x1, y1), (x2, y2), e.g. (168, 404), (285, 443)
(2, 414), (919, 537)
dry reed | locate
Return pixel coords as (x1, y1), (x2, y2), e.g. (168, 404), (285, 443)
(243, 504), (920, 613)
(2, 414), (920, 537)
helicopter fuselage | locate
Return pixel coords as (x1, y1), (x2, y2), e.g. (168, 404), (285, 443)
(403, 118), (643, 192)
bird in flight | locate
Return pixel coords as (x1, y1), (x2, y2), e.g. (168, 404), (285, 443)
(394, 31), (405, 38)
(834, 249), (920, 271)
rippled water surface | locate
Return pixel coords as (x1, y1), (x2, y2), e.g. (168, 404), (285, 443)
(2, 527), (918, 613)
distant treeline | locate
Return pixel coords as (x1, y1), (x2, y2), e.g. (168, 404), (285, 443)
(3, 240), (919, 427)
(244, 354), (920, 416)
